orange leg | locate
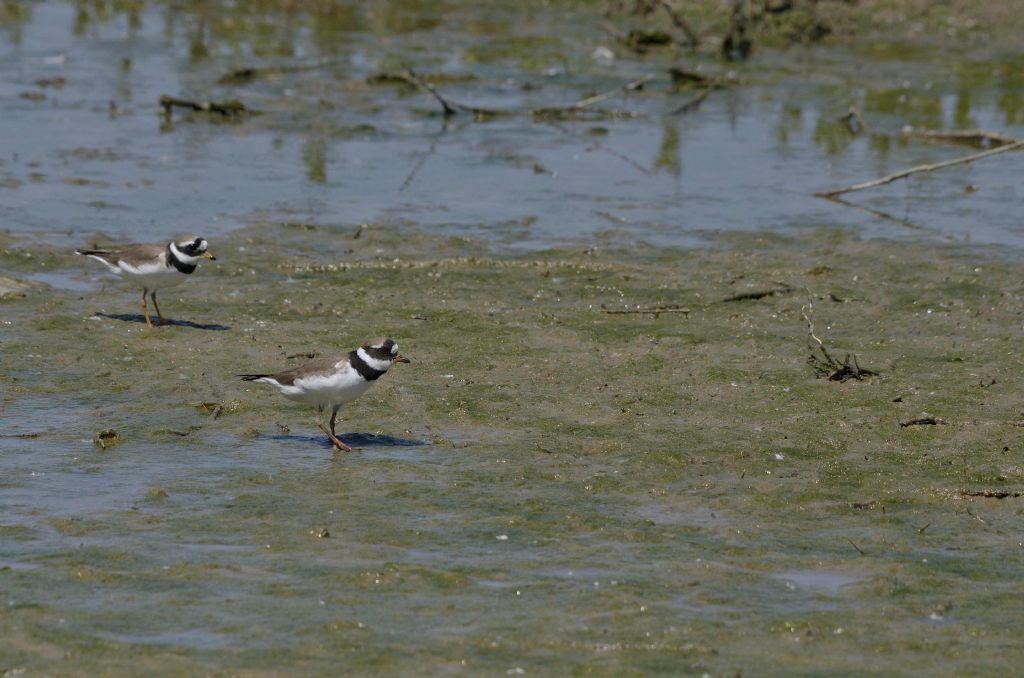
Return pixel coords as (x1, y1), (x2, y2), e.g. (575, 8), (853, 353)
(140, 288), (154, 329)
(329, 406), (352, 452)
(150, 290), (164, 326)
(315, 406), (351, 451)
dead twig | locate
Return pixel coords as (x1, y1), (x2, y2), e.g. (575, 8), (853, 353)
(847, 538), (865, 555)
(905, 128), (1022, 148)
(571, 74), (654, 110)
(399, 68), (503, 118)
(532, 75), (652, 122)
(960, 490), (1021, 499)
(802, 300), (877, 382)
(159, 95), (248, 117)
(400, 68), (646, 122)
(602, 304), (691, 317)
(658, 0), (700, 47)
(964, 507), (986, 524)
(218, 61), (336, 84)
(899, 417), (946, 428)
(723, 284), (793, 302)
(668, 66), (712, 87)
(815, 140), (1024, 198)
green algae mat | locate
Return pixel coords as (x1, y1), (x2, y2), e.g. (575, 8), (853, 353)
(2, 225), (1023, 675)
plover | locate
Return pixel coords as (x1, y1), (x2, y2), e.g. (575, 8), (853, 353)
(75, 236), (216, 328)
(240, 338), (409, 452)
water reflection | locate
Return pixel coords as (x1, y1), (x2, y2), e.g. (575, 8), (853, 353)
(2, 1), (1023, 249)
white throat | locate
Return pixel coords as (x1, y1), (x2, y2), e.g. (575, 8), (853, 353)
(357, 347), (391, 372)
(169, 242), (201, 265)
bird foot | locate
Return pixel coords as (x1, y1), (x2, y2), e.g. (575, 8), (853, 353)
(329, 436), (353, 452)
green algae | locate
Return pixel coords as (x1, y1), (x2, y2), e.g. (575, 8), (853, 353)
(3, 0), (1024, 673)
(2, 223), (1024, 674)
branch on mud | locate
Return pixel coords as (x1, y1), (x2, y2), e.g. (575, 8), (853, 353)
(159, 95), (249, 117)
(658, 0), (700, 47)
(569, 74), (654, 110)
(602, 22), (674, 54)
(815, 139), (1024, 198)
(802, 300), (876, 382)
(396, 68), (648, 122)
(398, 67), (505, 118)
(899, 417), (947, 427)
(905, 128), (1022, 148)
(960, 489), (1022, 499)
(601, 304), (691, 317)
(722, 283), (794, 302)
(531, 74), (652, 122)
(218, 61), (334, 85)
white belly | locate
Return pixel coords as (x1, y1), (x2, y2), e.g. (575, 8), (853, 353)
(119, 265), (187, 290)
(279, 364), (374, 407)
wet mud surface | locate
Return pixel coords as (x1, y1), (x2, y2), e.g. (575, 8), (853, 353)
(4, 223), (1024, 674)
(2, 1), (1024, 675)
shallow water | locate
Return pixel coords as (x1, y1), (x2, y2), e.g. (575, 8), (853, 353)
(2, 1), (1022, 250)
(3, 1), (1024, 675)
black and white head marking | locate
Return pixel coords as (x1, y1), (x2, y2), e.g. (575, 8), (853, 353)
(351, 338), (399, 381)
(169, 236), (208, 264)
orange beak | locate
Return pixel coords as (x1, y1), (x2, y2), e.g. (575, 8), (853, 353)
(394, 354), (410, 364)
(202, 250), (216, 260)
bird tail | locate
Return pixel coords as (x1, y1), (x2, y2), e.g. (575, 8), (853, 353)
(76, 249), (121, 274)
(239, 374), (271, 382)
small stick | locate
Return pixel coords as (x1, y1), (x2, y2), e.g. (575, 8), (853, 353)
(399, 68), (504, 118)
(961, 490), (1021, 499)
(399, 68), (458, 116)
(847, 538), (865, 555)
(159, 95), (247, 116)
(658, 0), (700, 47)
(602, 306), (691, 315)
(571, 74), (654, 110)
(899, 417), (946, 427)
(816, 140), (1024, 198)
(723, 284), (793, 302)
(906, 128), (1021, 147)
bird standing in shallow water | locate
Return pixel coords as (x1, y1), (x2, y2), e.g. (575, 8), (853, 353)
(240, 338), (410, 452)
(76, 235), (216, 328)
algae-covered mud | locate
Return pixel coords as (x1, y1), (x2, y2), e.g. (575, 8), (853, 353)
(3, 0), (1024, 675)
(4, 224), (1024, 674)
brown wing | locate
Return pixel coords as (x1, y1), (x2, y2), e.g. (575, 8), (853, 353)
(77, 243), (165, 267)
(110, 244), (166, 267)
(271, 354), (347, 386)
